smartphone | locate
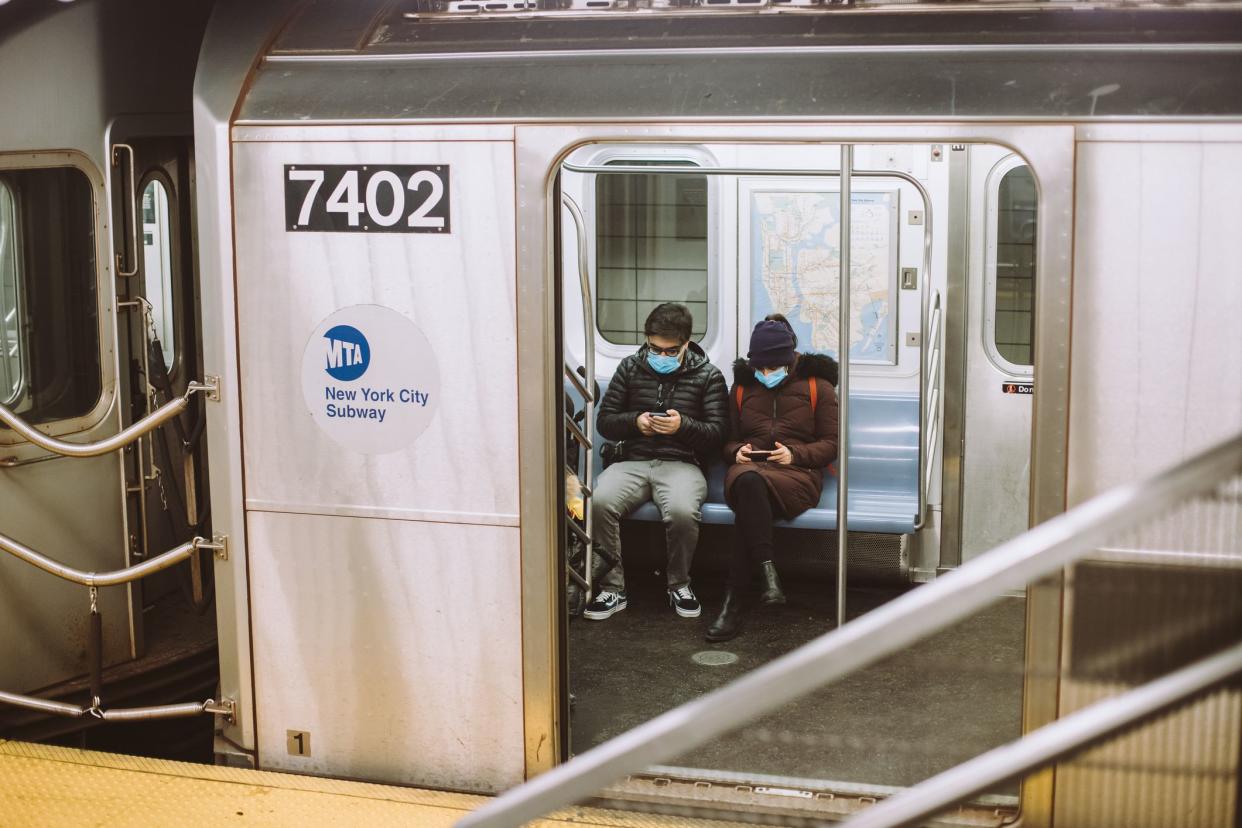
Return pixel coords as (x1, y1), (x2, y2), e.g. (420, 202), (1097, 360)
(646, 412), (671, 418)
(746, 450), (773, 462)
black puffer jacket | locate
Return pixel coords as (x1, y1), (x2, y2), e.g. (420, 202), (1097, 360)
(597, 342), (729, 466)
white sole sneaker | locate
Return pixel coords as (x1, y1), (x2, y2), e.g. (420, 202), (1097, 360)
(583, 598), (627, 620)
(669, 593), (702, 618)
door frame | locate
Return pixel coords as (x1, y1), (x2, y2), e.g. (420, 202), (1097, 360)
(515, 122), (1074, 828)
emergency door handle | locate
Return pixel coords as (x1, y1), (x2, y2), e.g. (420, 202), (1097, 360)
(111, 143), (138, 277)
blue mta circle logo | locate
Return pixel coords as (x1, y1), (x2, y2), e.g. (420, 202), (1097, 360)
(323, 325), (370, 382)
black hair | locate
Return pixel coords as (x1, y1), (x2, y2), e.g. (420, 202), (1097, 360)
(644, 302), (693, 343)
(764, 313), (798, 349)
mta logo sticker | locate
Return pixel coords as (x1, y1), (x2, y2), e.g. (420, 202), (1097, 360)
(324, 325), (370, 381)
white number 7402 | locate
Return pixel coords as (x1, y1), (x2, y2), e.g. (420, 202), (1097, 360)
(288, 169), (325, 227)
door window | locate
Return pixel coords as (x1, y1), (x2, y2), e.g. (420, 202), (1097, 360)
(989, 163), (1037, 369)
(595, 160), (709, 345)
(0, 180), (21, 406)
(0, 167), (101, 425)
(141, 178), (175, 371)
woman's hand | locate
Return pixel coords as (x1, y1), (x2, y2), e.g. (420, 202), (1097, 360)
(735, 444), (754, 464)
(770, 442), (793, 465)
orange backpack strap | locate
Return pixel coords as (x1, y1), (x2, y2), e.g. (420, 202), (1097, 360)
(735, 384), (745, 413)
(809, 377), (818, 415)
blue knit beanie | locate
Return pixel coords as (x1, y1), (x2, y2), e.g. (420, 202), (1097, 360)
(747, 320), (796, 369)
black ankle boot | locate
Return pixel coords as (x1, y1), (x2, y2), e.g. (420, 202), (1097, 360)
(705, 589), (745, 642)
(758, 561), (787, 606)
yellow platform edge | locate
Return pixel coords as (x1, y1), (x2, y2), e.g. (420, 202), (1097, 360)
(0, 740), (746, 827)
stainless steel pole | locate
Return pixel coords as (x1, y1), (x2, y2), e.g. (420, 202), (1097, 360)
(843, 640), (1242, 828)
(837, 145), (852, 629)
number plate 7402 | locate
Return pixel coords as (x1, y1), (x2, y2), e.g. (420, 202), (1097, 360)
(284, 164), (451, 234)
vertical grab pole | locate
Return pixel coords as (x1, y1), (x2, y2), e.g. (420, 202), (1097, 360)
(837, 145), (853, 629)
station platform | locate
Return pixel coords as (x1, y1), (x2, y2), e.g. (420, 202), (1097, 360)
(0, 740), (745, 828)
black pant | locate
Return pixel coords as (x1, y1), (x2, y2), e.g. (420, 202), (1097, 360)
(727, 471), (782, 591)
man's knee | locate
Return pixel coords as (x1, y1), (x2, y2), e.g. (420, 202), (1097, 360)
(592, 492), (626, 522)
(662, 500), (702, 529)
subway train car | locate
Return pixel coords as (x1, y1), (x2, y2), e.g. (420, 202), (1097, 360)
(0, 0), (1240, 825)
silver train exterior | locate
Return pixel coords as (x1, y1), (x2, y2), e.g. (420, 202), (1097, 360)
(1, 1), (1240, 825)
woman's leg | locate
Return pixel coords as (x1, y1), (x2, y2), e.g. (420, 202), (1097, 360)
(709, 472), (773, 642)
(731, 471), (775, 585)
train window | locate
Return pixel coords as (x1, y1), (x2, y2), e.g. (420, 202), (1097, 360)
(0, 167), (101, 426)
(0, 180), (21, 406)
(141, 179), (175, 371)
(990, 163), (1037, 368)
(595, 160), (709, 345)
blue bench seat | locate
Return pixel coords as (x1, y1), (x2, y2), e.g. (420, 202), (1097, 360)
(573, 383), (920, 536)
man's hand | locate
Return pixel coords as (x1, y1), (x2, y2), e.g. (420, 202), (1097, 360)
(635, 412), (657, 437)
(735, 444), (754, 464)
(770, 442), (793, 465)
(650, 410), (682, 435)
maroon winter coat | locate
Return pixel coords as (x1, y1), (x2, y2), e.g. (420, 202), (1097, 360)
(722, 353), (840, 519)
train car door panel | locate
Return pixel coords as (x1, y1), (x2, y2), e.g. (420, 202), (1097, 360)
(0, 153), (131, 692)
(230, 130), (523, 790)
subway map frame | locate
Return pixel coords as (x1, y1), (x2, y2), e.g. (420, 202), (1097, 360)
(739, 178), (901, 366)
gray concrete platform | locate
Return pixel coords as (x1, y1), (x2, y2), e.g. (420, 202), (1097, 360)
(569, 565), (1026, 796)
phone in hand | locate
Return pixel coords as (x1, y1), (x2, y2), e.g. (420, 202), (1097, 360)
(745, 450), (773, 462)
(646, 412), (671, 418)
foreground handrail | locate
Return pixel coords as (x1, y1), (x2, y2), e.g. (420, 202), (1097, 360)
(458, 432), (1242, 828)
(845, 640), (1242, 827)
(0, 380), (215, 461)
(0, 531), (221, 587)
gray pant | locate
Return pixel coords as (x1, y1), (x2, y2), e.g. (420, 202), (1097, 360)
(592, 459), (708, 592)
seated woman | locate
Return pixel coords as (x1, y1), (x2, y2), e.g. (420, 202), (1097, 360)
(707, 315), (840, 642)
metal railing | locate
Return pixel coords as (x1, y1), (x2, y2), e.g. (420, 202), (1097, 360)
(913, 290), (942, 529)
(0, 689), (234, 723)
(458, 431), (1242, 828)
(562, 193), (597, 605)
(0, 527), (229, 722)
(0, 378), (217, 463)
(845, 640), (1242, 827)
(0, 530), (223, 588)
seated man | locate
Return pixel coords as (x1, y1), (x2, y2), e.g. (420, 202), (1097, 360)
(585, 303), (729, 621)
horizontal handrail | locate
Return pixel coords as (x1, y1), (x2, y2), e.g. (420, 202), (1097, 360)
(0, 688), (233, 721)
(0, 380), (216, 461)
(457, 431), (1242, 828)
(844, 640), (1242, 827)
(564, 414), (592, 451)
(0, 531), (222, 588)
(564, 363), (593, 404)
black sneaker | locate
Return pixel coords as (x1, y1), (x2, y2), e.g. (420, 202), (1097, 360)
(668, 585), (701, 618)
(583, 590), (627, 620)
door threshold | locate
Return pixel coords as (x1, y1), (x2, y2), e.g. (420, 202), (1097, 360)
(593, 765), (1019, 826)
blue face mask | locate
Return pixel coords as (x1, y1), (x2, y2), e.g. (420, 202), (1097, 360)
(647, 352), (681, 375)
(755, 367), (787, 389)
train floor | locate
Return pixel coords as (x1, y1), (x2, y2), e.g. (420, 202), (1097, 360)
(568, 565), (1026, 798)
